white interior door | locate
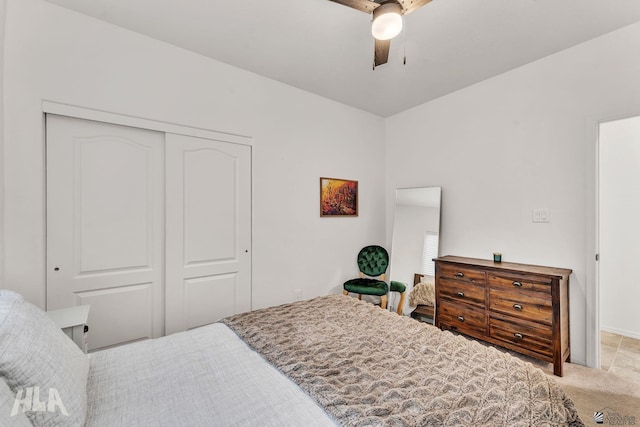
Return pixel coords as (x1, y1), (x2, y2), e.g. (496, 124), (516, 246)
(165, 133), (251, 334)
(46, 115), (164, 351)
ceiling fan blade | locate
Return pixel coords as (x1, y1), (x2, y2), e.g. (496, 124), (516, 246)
(399, 0), (433, 15)
(328, 0), (379, 14)
(374, 38), (390, 67)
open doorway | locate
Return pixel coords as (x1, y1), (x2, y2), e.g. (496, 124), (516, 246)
(598, 115), (640, 382)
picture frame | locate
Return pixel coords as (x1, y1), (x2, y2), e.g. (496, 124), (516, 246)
(320, 177), (358, 217)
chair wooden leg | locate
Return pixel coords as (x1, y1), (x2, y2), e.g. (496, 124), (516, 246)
(380, 294), (387, 310)
(343, 290), (349, 296)
(358, 294), (362, 300)
(397, 291), (406, 315)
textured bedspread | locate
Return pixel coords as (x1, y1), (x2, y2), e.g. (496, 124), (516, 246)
(222, 294), (583, 427)
(85, 323), (337, 426)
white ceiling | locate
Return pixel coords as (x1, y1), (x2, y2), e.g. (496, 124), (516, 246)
(45, 0), (640, 117)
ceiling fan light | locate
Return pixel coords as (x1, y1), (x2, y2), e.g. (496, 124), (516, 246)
(371, 2), (403, 41)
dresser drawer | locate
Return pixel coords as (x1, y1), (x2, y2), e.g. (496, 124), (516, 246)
(439, 264), (486, 285)
(490, 316), (553, 358)
(438, 279), (486, 307)
(438, 300), (486, 337)
(488, 273), (552, 295)
(489, 288), (552, 325)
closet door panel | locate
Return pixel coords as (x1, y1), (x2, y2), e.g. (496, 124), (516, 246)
(46, 115), (165, 351)
(75, 284), (154, 350)
(183, 274), (237, 330)
(183, 147), (236, 263)
(165, 133), (251, 334)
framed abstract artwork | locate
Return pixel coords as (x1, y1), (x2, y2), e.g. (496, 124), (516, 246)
(320, 177), (358, 217)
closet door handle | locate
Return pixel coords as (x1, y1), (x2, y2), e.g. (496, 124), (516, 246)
(513, 304), (523, 310)
(514, 333), (524, 339)
(512, 281), (523, 287)
(457, 316), (465, 322)
(455, 272), (465, 278)
(456, 291), (465, 297)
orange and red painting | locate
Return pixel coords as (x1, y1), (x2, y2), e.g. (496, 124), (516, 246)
(320, 177), (358, 217)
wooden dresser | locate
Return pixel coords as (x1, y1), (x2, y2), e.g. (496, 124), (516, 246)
(434, 256), (572, 376)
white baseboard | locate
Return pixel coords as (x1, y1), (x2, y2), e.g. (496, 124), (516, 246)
(600, 325), (640, 341)
(570, 358), (586, 366)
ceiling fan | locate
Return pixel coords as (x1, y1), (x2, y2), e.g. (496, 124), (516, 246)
(329, 0), (433, 68)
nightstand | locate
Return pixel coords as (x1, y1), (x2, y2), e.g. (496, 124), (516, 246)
(46, 305), (90, 353)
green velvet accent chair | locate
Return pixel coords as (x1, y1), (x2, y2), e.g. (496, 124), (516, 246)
(343, 245), (406, 314)
(390, 280), (407, 315)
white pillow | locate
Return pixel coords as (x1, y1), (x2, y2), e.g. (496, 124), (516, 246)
(0, 377), (32, 427)
(0, 290), (89, 427)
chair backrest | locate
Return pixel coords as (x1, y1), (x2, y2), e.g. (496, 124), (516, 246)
(357, 245), (389, 277)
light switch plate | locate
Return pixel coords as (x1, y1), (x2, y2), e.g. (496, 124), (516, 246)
(533, 208), (550, 223)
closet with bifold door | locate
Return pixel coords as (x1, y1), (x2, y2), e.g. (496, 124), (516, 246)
(45, 114), (252, 351)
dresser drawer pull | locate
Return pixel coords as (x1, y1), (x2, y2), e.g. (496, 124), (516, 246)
(514, 333), (524, 339)
(513, 304), (523, 310)
(457, 316), (465, 322)
(455, 272), (465, 278)
(512, 281), (523, 287)
(456, 291), (465, 297)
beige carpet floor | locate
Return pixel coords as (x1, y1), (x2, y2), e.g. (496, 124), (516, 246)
(554, 363), (640, 426)
(508, 353), (640, 426)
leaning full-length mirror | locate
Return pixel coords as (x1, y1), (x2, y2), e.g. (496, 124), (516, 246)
(389, 187), (441, 321)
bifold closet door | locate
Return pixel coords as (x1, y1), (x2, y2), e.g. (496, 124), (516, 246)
(46, 115), (165, 351)
(165, 133), (251, 335)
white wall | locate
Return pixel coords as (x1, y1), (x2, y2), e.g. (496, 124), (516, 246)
(385, 22), (640, 365)
(599, 115), (640, 340)
(0, 0), (5, 290)
(2, 0), (386, 309)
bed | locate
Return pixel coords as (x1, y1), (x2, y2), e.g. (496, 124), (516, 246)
(0, 290), (583, 426)
(409, 273), (436, 323)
